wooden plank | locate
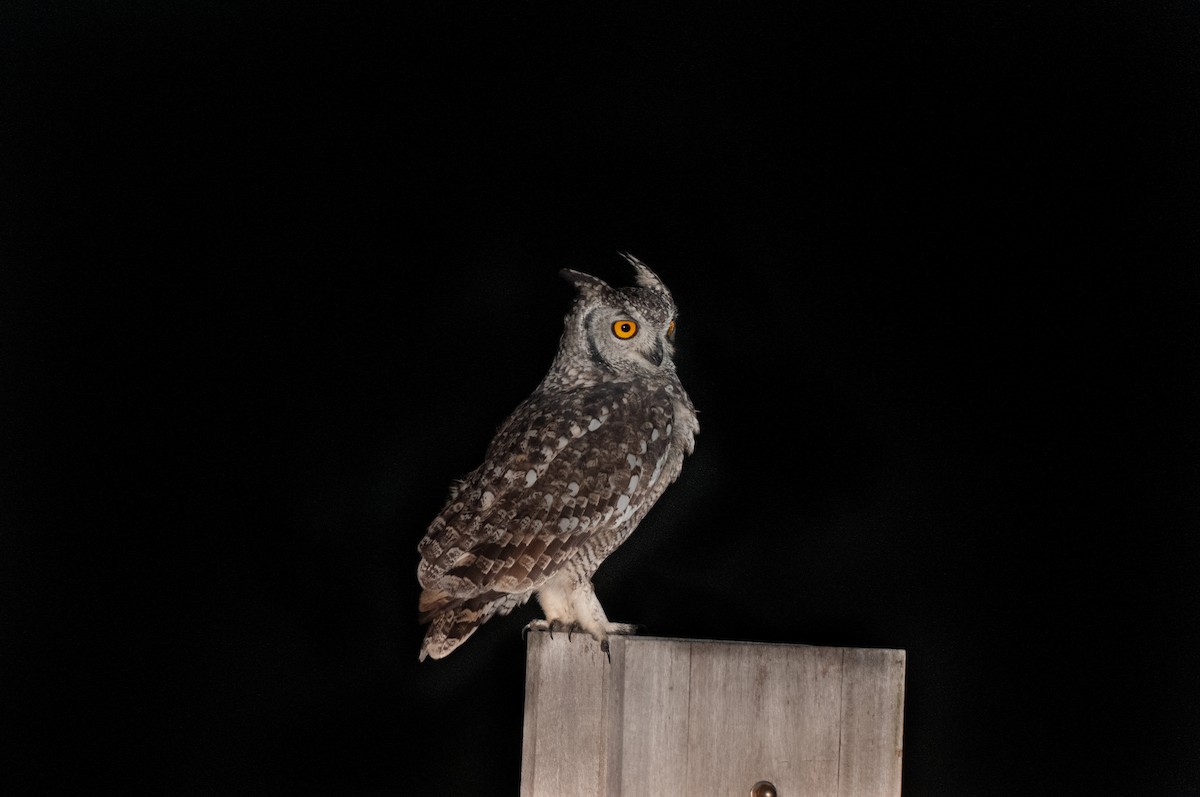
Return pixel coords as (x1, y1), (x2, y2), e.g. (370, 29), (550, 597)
(520, 630), (614, 797)
(614, 635), (692, 791)
(521, 634), (905, 797)
(837, 647), (907, 797)
(603, 637), (626, 796)
(684, 640), (842, 796)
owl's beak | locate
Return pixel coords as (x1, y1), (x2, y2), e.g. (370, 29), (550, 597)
(646, 341), (664, 367)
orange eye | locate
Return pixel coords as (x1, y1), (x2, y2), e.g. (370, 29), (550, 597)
(612, 320), (638, 339)
(667, 319), (676, 339)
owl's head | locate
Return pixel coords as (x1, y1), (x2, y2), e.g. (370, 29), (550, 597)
(554, 253), (680, 380)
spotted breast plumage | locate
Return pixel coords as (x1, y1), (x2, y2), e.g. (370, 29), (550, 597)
(416, 254), (698, 661)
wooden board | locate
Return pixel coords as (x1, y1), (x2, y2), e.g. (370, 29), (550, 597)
(521, 633), (905, 797)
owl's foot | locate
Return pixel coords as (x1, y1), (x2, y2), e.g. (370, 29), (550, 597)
(523, 618), (575, 639)
(522, 619), (642, 662)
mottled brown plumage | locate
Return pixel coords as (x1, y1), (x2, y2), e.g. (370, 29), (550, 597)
(417, 254), (697, 661)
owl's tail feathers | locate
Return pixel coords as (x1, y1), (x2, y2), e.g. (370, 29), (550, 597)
(418, 587), (529, 662)
(419, 610), (480, 661)
(417, 585), (453, 620)
(418, 591), (493, 661)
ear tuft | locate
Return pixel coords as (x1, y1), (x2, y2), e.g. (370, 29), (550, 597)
(560, 268), (609, 294)
(617, 252), (671, 298)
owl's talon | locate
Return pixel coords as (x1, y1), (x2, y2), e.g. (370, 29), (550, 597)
(546, 618), (574, 639)
(523, 619), (552, 640)
(601, 639), (611, 664)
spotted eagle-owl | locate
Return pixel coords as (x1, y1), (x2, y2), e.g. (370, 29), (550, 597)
(416, 253), (698, 661)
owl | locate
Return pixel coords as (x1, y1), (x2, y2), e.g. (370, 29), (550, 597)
(416, 253), (698, 661)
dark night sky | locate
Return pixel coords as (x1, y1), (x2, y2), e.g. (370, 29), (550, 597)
(2, 3), (1199, 794)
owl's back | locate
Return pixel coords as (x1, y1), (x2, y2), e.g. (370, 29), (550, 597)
(418, 375), (694, 603)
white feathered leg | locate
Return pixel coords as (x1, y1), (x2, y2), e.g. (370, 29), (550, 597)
(524, 567), (638, 658)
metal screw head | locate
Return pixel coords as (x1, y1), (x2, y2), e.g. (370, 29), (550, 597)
(751, 781), (778, 797)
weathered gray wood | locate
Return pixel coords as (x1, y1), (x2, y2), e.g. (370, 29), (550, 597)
(521, 633), (905, 797)
(616, 633), (691, 791)
(520, 630), (616, 796)
(684, 641), (842, 795)
(838, 647), (907, 797)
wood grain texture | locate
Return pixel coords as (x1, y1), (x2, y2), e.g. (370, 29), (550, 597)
(520, 630), (615, 796)
(837, 646), (907, 797)
(520, 633), (905, 797)
(616, 634), (691, 791)
(683, 640), (842, 795)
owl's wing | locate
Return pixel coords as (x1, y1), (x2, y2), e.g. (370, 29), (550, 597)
(417, 382), (678, 600)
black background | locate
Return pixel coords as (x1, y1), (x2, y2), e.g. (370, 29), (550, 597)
(3, 2), (1199, 794)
